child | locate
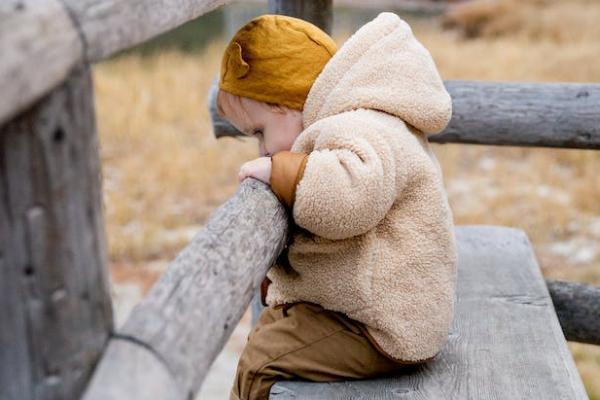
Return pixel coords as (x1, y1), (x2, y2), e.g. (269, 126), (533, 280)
(217, 12), (457, 400)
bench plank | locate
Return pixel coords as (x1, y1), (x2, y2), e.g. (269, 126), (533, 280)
(269, 225), (589, 399)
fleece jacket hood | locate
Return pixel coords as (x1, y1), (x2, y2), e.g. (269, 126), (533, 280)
(302, 11), (452, 134)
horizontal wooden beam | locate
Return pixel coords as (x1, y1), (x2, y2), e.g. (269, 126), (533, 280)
(210, 80), (600, 149)
(0, 0), (82, 127)
(0, 0), (229, 125)
(431, 81), (600, 149)
(546, 279), (600, 345)
(82, 179), (289, 400)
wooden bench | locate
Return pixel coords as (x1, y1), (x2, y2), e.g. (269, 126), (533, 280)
(262, 226), (589, 399)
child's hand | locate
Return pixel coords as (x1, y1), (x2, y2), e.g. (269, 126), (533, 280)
(238, 156), (272, 185)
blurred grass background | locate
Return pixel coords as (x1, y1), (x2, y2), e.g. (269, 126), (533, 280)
(92, 0), (600, 396)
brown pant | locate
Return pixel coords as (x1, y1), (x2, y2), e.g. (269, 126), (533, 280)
(229, 302), (411, 400)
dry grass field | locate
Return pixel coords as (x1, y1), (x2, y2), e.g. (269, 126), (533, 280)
(93, 0), (600, 396)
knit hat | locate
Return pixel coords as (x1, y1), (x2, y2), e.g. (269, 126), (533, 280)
(219, 14), (337, 110)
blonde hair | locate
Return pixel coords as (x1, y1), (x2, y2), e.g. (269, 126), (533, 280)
(216, 88), (287, 123)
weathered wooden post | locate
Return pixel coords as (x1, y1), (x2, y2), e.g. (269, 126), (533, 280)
(0, 64), (113, 400)
(268, 0), (333, 34)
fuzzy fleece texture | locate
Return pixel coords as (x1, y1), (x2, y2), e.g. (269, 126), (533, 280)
(265, 11), (458, 363)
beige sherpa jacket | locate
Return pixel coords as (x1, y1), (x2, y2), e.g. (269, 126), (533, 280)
(264, 11), (457, 364)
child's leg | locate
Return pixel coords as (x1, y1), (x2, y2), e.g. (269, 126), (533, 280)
(229, 302), (409, 400)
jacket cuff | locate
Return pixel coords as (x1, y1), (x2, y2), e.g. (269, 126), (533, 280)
(270, 151), (309, 209)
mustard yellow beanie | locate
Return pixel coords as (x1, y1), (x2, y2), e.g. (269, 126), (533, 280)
(219, 14), (337, 110)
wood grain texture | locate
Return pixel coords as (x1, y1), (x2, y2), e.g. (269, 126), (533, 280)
(82, 338), (183, 400)
(0, 0), (229, 125)
(0, 63), (113, 400)
(210, 80), (600, 149)
(61, 0), (228, 61)
(547, 279), (600, 345)
(83, 178), (289, 400)
(269, 225), (589, 400)
(431, 81), (600, 149)
(0, 0), (83, 125)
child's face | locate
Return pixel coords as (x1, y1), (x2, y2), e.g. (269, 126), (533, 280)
(221, 95), (303, 157)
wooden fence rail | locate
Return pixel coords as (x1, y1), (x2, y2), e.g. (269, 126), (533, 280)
(82, 179), (288, 399)
(0, 0), (229, 125)
(209, 80), (600, 149)
(547, 280), (600, 345)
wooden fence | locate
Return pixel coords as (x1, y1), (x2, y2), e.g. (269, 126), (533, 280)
(1, 1), (599, 399)
(212, 80), (600, 149)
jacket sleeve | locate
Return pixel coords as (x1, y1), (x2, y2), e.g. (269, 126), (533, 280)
(270, 151), (310, 209)
(290, 113), (399, 240)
